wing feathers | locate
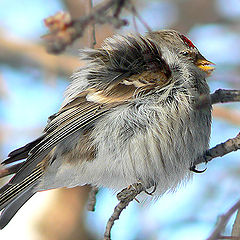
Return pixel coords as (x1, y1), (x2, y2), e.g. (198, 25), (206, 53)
(0, 167), (42, 205)
(0, 184), (36, 229)
(10, 103), (110, 184)
(2, 135), (45, 165)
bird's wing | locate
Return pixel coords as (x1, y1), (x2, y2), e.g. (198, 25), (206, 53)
(6, 93), (113, 184)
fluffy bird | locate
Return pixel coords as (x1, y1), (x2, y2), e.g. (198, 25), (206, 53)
(0, 30), (214, 228)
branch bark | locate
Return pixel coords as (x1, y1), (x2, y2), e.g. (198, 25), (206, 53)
(232, 210), (240, 238)
(206, 198), (240, 240)
(193, 131), (240, 166)
(44, 0), (129, 53)
(196, 89), (240, 109)
(104, 183), (144, 240)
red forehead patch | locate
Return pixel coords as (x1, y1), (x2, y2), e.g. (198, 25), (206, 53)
(179, 34), (195, 48)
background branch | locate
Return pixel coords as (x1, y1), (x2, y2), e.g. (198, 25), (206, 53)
(206, 198), (240, 240)
(44, 0), (129, 53)
(213, 106), (240, 126)
(0, 33), (80, 77)
(232, 210), (240, 238)
(87, 186), (99, 212)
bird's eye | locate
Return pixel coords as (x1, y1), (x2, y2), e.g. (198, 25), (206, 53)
(181, 51), (189, 56)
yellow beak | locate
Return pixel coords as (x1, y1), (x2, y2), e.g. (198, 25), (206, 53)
(195, 54), (215, 76)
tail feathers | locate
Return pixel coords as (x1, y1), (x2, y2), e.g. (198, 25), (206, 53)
(2, 135), (45, 165)
(0, 184), (36, 229)
(0, 167), (43, 228)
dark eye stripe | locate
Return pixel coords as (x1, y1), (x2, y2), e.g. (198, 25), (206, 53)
(179, 34), (195, 48)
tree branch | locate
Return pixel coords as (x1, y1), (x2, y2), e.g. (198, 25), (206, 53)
(104, 183), (144, 240)
(0, 33), (80, 77)
(196, 89), (240, 109)
(192, 132), (240, 167)
(213, 106), (240, 126)
(87, 186), (99, 211)
(44, 0), (129, 53)
(206, 198), (240, 240)
(232, 210), (240, 238)
(192, 88), (240, 166)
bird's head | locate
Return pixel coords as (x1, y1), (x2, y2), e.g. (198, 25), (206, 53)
(146, 30), (215, 76)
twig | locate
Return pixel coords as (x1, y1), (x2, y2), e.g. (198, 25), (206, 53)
(206, 198), (240, 240)
(87, 0), (96, 48)
(192, 131), (240, 167)
(0, 162), (23, 178)
(104, 183), (145, 240)
(44, 0), (128, 53)
(113, 0), (127, 18)
(196, 89), (240, 109)
(132, 13), (139, 33)
(130, 4), (152, 32)
(0, 33), (80, 77)
(232, 209), (240, 237)
(218, 236), (240, 239)
(87, 186), (99, 211)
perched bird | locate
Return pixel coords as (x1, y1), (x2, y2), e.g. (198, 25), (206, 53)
(0, 30), (214, 229)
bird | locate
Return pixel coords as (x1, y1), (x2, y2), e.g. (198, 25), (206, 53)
(0, 29), (214, 229)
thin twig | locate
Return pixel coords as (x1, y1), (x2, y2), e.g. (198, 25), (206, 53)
(196, 89), (240, 109)
(232, 210), (240, 237)
(130, 4), (152, 32)
(132, 14), (139, 33)
(85, 1), (98, 212)
(206, 198), (240, 240)
(87, 186), (99, 211)
(44, 0), (128, 53)
(218, 236), (240, 239)
(104, 183), (145, 240)
(192, 131), (240, 167)
(87, 0), (96, 48)
(0, 162), (24, 178)
(113, 0), (127, 17)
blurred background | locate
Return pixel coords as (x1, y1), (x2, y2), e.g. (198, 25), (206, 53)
(0, 0), (239, 239)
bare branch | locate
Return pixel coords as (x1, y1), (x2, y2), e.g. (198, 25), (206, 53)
(130, 4), (152, 32)
(44, 0), (129, 53)
(192, 132), (240, 167)
(87, 0), (96, 48)
(104, 183), (144, 240)
(213, 106), (240, 126)
(0, 33), (80, 77)
(232, 210), (240, 238)
(196, 89), (240, 109)
(113, 0), (127, 18)
(206, 198), (240, 240)
(0, 162), (23, 178)
(87, 186), (99, 211)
